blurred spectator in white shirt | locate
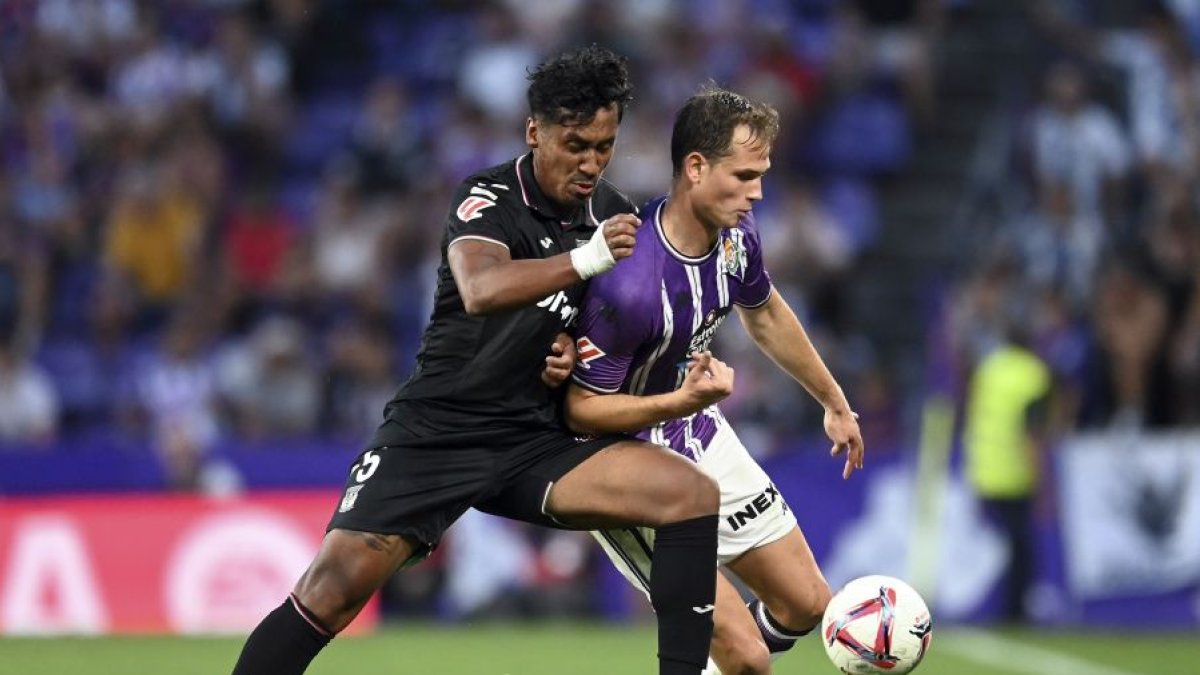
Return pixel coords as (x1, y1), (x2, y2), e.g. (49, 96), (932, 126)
(456, 4), (538, 125)
(1030, 62), (1131, 224)
(36, 0), (138, 54)
(216, 316), (320, 438)
(0, 339), (60, 446)
(120, 310), (222, 489)
(1099, 8), (1200, 184)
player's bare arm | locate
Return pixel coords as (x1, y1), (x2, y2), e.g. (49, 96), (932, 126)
(735, 290), (865, 479)
(565, 351), (734, 435)
(542, 332), (576, 388)
(448, 213), (640, 315)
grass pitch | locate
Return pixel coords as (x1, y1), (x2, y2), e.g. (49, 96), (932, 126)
(0, 623), (1195, 674)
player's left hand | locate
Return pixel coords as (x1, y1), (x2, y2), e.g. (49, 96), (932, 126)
(541, 332), (576, 388)
(826, 408), (865, 480)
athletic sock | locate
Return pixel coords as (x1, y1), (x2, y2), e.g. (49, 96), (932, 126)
(230, 595), (332, 675)
(650, 514), (719, 675)
(748, 597), (812, 656)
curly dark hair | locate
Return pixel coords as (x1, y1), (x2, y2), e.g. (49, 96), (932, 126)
(670, 85), (779, 176)
(526, 45), (633, 125)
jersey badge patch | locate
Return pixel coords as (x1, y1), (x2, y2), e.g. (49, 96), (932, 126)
(456, 196), (495, 222)
(722, 229), (748, 281)
(576, 336), (606, 368)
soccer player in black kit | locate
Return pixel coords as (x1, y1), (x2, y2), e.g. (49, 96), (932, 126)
(229, 46), (720, 675)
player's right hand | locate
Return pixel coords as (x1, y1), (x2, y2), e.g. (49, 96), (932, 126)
(601, 213), (641, 261)
(679, 351), (734, 410)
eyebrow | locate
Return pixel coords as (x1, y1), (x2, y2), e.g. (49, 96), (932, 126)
(735, 166), (769, 177)
(563, 132), (615, 146)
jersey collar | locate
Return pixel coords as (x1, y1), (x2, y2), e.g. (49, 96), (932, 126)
(653, 197), (718, 264)
(514, 153), (600, 230)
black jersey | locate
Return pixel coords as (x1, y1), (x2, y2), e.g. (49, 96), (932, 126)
(384, 153), (637, 429)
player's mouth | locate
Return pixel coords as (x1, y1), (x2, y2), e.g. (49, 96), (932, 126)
(571, 182), (595, 198)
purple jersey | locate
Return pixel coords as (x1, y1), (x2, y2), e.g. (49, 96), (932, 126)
(571, 196), (774, 459)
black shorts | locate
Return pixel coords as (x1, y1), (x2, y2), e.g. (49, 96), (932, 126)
(326, 404), (627, 560)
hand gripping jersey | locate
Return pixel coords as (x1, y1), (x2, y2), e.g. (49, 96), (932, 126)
(383, 153), (636, 431)
(570, 196), (774, 459)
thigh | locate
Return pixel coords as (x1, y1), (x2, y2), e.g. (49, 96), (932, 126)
(327, 438), (497, 558)
(546, 438), (717, 529)
(700, 422), (797, 565)
(474, 432), (627, 528)
(725, 527), (831, 629)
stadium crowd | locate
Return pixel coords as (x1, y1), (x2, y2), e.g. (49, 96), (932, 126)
(0, 0), (940, 486)
(941, 0), (1200, 434)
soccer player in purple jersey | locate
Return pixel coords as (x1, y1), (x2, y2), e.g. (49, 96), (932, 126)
(566, 86), (866, 675)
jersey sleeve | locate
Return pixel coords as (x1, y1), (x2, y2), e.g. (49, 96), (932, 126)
(570, 272), (656, 394)
(733, 211), (774, 308)
(445, 180), (516, 250)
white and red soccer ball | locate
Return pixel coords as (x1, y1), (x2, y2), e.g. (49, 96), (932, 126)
(821, 575), (932, 674)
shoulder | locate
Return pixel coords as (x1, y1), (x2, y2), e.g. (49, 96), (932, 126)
(738, 208), (763, 235)
(448, 160), (523, 225)
(729, 210), (765, 252)
(588, 230), (663, 318)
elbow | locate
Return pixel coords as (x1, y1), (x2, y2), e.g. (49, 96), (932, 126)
(563, 392), (600, 435)
(563, 409), (594, 435)
(460, 286), (496, 316)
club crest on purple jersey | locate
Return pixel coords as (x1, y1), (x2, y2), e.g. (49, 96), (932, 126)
(722, 228), (749, 281)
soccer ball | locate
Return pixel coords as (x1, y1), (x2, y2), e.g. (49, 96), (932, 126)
(821, 575), (932, 674)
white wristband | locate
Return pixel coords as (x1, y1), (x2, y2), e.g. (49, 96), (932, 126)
(569, 224), (616, 280)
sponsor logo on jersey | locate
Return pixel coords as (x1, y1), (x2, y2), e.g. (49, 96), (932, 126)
(537, 290), (578, 326)
(692, 604), (716, 614)
(456, 196), (495, 222)
(684, 306), (731, 356)
(725, 483), (787, 532)
(576, 336), (606, 368)
(540, 237), (554, 249)
(722, 228), (748, 281)
(339, 485), (364, 512)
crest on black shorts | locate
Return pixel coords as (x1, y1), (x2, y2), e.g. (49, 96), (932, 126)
(339, 485), (364, 512)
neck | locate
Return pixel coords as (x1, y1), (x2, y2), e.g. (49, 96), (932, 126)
(661, 191), (718, 257)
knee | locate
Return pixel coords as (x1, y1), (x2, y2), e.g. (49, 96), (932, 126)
(770, 580), (832, 632)
(293, 546), (395, 633)
(293, 566), (369, 633)
(658, 468), (719, 523)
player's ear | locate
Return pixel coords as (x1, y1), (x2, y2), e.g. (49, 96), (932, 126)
(684, 151), (706, 184)
(526, 117), (539, 149)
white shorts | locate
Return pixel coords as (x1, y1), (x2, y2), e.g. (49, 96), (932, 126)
(594, 419), (797, 594)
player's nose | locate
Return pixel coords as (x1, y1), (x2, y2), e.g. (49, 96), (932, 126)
(748, 179), (763, 202)
(578, 152), (600, 178)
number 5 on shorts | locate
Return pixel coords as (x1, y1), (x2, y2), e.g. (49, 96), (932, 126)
(355, 450), (381, 482)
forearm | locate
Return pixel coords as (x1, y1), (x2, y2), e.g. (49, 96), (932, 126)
(741, 293), (851, 413)
(566, 386), (696, 435)
(459, 253), (582, 315)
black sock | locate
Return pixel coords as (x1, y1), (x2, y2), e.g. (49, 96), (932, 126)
(748, 598), (812, 655)
(650, 514), (719, 675)
(231, 595), (332, 675)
